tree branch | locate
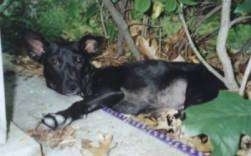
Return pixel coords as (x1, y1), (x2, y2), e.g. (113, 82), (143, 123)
(179, 5), (226, 84)
(230, 16), (251, 28)
(239, 56), (251, 96)
(195, 5), (222, 30)
(103, 0), (140, 60)
(216, 0), (239, 91)
(115, 0), (127, 55)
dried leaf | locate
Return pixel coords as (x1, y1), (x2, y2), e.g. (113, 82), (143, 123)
(81, 134), (114, 156)
(12, 55), (43, 76)
(136, 36), (159, 59)
(246, 81), (251, 99)
(27, 126), (76, 148)
(135, 108), (182, 138)
(172, 54), (185, 62)
(93, 44), (129, 67)
(129, 22), (144, 37)
(237, 134), (251, 156)
(135, 114), (157, 128)
(181, 134), (213, 154)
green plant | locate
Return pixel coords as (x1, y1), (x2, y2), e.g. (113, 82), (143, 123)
(134, 0), (151, 13)
(228, 24), (251, 52)
(183, 91), (251, 156)
(0, 0), (104, 51)
(234, 0), (251, 15)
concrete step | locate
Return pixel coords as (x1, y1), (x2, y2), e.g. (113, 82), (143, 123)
(0, 123), (41, 156)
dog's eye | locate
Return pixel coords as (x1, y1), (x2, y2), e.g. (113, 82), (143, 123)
(74, 56), (82, 64)
(50, 57), (60, 66)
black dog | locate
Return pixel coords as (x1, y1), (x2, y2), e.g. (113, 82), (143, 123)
(25, 32), (225, 130)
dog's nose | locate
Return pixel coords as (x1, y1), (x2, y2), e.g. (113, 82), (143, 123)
(62, 81), (79, 95)
(69, 83), (77, 91)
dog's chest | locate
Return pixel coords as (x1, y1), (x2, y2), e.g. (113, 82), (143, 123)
(121, 79), (188, 110)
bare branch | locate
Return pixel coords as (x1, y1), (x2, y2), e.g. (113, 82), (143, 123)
(195, 5), (222, 29)
(115, 0), (128, 55)
(239, 56), (251, 96)
(103, 0), (141, 60)
(230, 16), (251, 28)
(128, 23), (161, 28)
(178, 5), (225, 84)
(117, 31), (124, 55)
(142, 15), (149, 38)
(195, 16), (251, 46)
(216, 0), (239, 91)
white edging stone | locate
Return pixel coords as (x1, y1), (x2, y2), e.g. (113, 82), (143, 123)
(0, 30), (7, 144)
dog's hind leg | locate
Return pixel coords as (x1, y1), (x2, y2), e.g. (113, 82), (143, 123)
(111, 101), (154, 115)
(41, 91), (124, 130)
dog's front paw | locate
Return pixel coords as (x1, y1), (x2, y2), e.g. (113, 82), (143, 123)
(41, 113), (72, 130)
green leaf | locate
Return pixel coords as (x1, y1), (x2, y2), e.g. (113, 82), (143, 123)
(183, 91), (251, 156)
(112, 0), (119, 3)
(180, 0), (197, 6)
(0, 0), (11, 13)
(85, 3), (98, 19)
(134, 0), (151, 13)
(234, 0), (251, 15)
(228, 24), (251, 52)
(165, 0), (177, 12)
(106, 22), (118, 40)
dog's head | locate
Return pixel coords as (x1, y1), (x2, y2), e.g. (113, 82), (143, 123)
(24, 31), (105, 95)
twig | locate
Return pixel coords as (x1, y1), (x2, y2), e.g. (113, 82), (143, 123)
(230, 16), (251, 28)
(158, 25), (162, 54)
(103, 0), (141, 60)
(239, 56), (251, 96)
(142, 15), (149, 38)
(96, 0), (108, 38)
(196, 15), (251, 44)
(115, 0), (127, 55)
(178, 4), (225, 84)
(216, 0), (239, 91)
(195, 5), (222, 30)
(129, 23), (162, 28)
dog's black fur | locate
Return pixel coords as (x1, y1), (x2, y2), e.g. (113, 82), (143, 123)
(25, 32), (225, 130)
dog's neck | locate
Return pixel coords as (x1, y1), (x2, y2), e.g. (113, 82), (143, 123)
(79, 64), (96, 97)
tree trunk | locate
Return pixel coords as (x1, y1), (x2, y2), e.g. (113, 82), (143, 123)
(216, 0), (238, 91)
(103, 0), (140, 60)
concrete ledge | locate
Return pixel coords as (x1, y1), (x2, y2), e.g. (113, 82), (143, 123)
(0, 122), (41, 156)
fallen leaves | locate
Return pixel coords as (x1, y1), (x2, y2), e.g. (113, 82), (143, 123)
(81, 134), (114, 156)
(3, 53), (45, 82)
(92, 44), (129, 68)
(27, 126), (76, 148)
(27, 126), (115, 156)
(136, 36), (159, 60)
(9, 54), (43, 76)
(237, 134), (251, 156)
(181, 134), (213, 155)
(135, 108), (213, 153)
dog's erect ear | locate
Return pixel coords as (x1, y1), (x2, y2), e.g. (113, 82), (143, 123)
(24, 31), (47, 62)
(79, 35), (106, 57)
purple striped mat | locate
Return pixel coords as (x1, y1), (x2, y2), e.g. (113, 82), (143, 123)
(102, 107), (204, 156)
